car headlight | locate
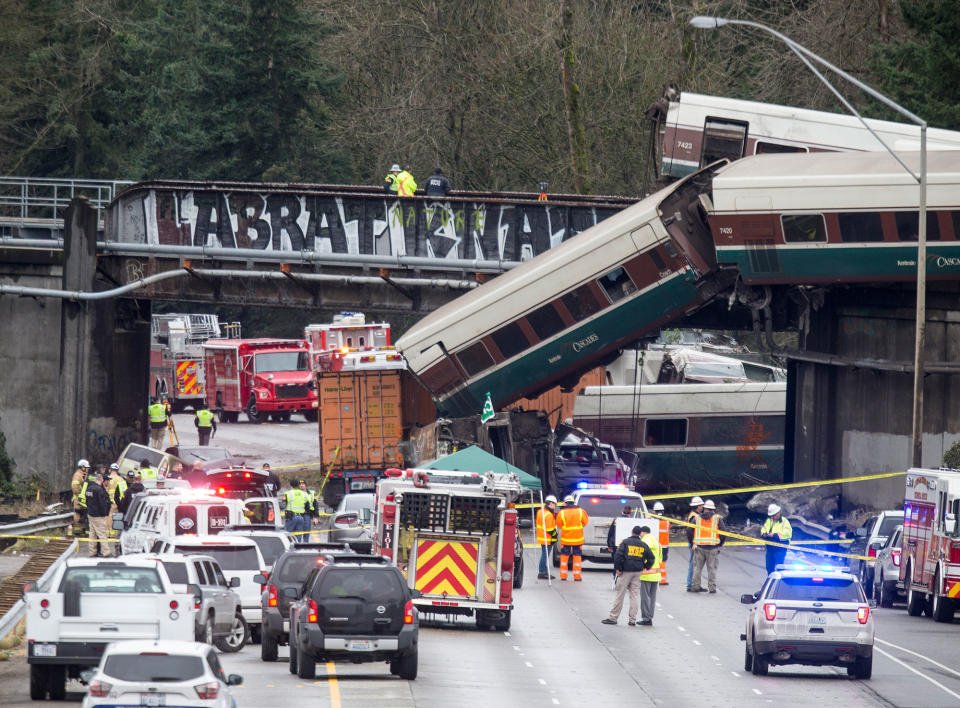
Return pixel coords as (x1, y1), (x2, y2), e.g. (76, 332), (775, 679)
(258, 390), (269, 399)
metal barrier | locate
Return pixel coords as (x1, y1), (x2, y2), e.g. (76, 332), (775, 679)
(0, 512), (74, 539)
(0, 177), (132, 228)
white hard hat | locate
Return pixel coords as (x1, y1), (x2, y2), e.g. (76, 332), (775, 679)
(390, 164), (401, 172)
(563, 494), (575, 504)
(544, 495), (558, 504)
(652, 501), (665, 512)
(77, 459), (90, 468)
(768, 503), (781, 516)
(109, 463), (120, 471)
(703, 499), (716, 510)
(690, 496), (704, 506)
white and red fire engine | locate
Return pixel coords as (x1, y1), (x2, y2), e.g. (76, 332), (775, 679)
(901, 467), (960, 622)
(372, 467), (523, 631)
(149, 313), (225, 410)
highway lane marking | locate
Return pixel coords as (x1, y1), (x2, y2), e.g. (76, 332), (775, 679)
(504, 631), (511, 636)
(692, 639), (702, 646)
(666, 614), (674, 619)
(710, 656), (720, 662)
(552, 699), (560, 705)
(752, 689), (762, 695)
(677, 625), (686, 632)
(513, 645), (521, 650)
(876, 638), (960, 680)
(874, 647), (960, 702)
(538, 678), (547, 685)
(731, 672), (741, 678)
(525, 661), (534, 667)
(326, 661), (341, 708)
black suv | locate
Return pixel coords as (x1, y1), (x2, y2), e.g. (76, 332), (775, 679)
(255, 542), (349, 662)
(288, 554), (419, 680)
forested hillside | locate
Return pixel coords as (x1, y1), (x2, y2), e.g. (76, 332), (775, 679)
(0, 0), (954, 197)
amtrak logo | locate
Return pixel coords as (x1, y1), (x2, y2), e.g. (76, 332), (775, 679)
(571, 334), (599, 353)
(376, 605), (386, 614)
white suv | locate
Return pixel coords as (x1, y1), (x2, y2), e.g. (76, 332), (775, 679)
(553, 485), (649, 564)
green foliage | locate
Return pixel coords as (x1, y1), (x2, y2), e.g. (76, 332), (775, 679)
(0, 472), (50, 500)
(944, 441), (960, 470)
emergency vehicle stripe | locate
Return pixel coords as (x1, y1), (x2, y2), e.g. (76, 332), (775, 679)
(949, 581), (960, 599)
(177, 360), (200, 395)
(483, 561), (496, 603)
(415, 540), (478, 597)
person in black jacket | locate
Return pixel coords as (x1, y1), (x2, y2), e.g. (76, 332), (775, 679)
(85, 472), (112, 557)
(602, 525), (655, 626)
(118, 471), (145, 515)
(606, 505), (633, 580)
(425, 167), (451, 197)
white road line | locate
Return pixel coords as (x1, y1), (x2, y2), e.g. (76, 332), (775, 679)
(710, 656), (720, 662)
(525, 661), (534, 668)
(875, 646), (960, 702)
(512, 646), (521, 651)
(552, 699), (560, 705)
(666, 614), (674, 619)
(692, 639), (701, 646)
(677, 625), (686, 632)
(731, 672), (741, 678)
(752, 689), (762, 695)
(876, 638), (960, 680)
(504, 631), (511, 637)
(538, 678), (547, 685)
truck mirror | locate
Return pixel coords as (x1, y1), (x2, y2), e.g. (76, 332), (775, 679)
(855, 527), (868, 538)
(227, 674), (243, 686)
(229, 576), (241, 588)
(80, 669), (96, 684)
(111, 513), (125, 531)
(410, 589), (422, 599)
(740, 593), (757, 604)
(252, 574), (267, 585)
(945, 514), (956, 535)
(22, 581), (37, 599)
(868, 541), (884, 551)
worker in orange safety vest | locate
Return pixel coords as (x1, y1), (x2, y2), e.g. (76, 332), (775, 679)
(689, 499), (726, 593)
(535, 494), (558, 580)
(555, 495), (589, 581)
(652, 501), (670, 585)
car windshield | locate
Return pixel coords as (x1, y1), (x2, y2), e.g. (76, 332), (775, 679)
(247, 537), (286, 566)
(255, 351), (308, 373)
(103, 654), (205, 681)
(772, 576), (861, 602)
(579, 495), (638, 517)
(127, 446), (164, 467)
(59, 567), (164, 593)
(176, 546), (260, 571)
(277, 555), (324, 583)
(315, 569), (402, 603)
(877, 514), (903, 536)
(342, 494), (375, 512)
(160, 561), (188, 584)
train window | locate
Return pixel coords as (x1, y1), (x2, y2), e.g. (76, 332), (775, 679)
(838, 212), (883, 243)
(491, 322), (530, 360)
(754, 141), (808, 154)
(781, 213), (826, 243)
(701, 117), (748, 165)
(456, 342), (495, 377)
(561, 285), (604, 321)
(648, 249), (666, 271)
(644, 419), (687, 446)
(952, 212), (960, 240)
(597, 266), (638, 303)
(527, 304), (566, 340)
(895, 211), (941, 241)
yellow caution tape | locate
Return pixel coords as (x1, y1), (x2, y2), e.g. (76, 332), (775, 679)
(643, 470), (905, 501)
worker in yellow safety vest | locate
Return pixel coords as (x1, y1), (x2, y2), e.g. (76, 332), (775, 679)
(148, 397), (169, 449)
(689, 499), (725, 594)
(652, 501), (670, 585)
(535, 495), (558, 580)
(637, 525), (662, 624)
(555, 495), (589, 581)
(282, 480), (309, 534)
(138, 458), (158, 481)
(71, 459), (90, 536)
(194, 401), (217, 446)
(760, 503), (793, 574)
(685, 496), (704, 590)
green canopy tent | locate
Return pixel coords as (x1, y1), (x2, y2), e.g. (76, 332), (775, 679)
(421, 445), (542, 491)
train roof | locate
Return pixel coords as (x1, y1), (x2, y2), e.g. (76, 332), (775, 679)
(574, 381), (786, 417)
(711, 150), (960, 211)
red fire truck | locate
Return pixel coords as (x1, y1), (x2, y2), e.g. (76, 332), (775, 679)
(149, 314), (225, 411)
(372, 468), (523, 631)
(202, 338), (318, 423)
(901, 467), (960, 623)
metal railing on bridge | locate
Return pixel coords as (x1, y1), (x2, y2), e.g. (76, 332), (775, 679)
(0, 176), (132, 233)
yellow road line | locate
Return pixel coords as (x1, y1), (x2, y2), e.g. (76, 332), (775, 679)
(326, 661), (341, 708)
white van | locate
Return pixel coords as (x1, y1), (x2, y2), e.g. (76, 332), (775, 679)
(149, 534), (268, 641)
(117, 490), (281, 556)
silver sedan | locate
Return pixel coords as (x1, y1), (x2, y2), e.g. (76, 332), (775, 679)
(327, 492), (375, 552)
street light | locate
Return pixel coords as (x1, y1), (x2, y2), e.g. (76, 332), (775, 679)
(690, 15), (929, 468)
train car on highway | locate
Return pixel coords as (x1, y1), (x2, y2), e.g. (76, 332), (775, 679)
(707, 150), (960, 285)
(648, 87), (960, 180)
(573, 381), (786, 493)
(396, 162), (732, 417)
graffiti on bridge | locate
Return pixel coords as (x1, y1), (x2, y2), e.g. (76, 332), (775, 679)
(87, 428), (131, 460)
(115, 189), (620, 262)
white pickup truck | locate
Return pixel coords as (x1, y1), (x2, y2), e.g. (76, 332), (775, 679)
(24, 557), (195, 701)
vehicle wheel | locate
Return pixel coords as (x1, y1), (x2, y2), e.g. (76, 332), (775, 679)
(303, 410), (318, 423)
(494, 610), (512, 632)
(250, 624), (261, 645)
(199, 614), (215, 644)
(395, 650), (418, 680)
(852, 654), (873, 680)
(906, 574), (926, 617)
(475, 610), (491, 630)
(879, 576), (895, 609)
(744, 644), (753, 673)
(751, 652), (769, 676)
(923, 591), (934, 617)
(246, 396), (264, 424)
(288, 637), (299, 674)
(216, 612), (249, 652)
(29, 664), (48, 700)
(261, 631), (279, 662)
(932, 571), (955, 623)
(47, 665), (66, 700)
(513, 554), (524, 589)
(296, 647), (316, 679)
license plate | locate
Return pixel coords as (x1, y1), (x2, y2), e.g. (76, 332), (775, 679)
(807, 615), (827, 625)
(347, 639), (374, 651)
(350, 481), (375, 490)
(33, 644), (57, 657)
(141, 694), (166, 706)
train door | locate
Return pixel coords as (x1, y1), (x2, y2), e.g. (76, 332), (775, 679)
(701, 117), (748, 166)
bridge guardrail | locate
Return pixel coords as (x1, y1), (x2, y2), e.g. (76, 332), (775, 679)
(0, 177), (132, 227)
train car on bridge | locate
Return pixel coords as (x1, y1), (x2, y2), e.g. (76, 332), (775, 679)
(396, 162), (732, 417)
(707, 150), (960, 284)
(649, 88), (960, 181)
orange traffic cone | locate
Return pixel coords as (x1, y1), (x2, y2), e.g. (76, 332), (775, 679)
(659, 560), (668, 585)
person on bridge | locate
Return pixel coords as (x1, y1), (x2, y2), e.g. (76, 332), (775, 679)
(555, 495), (589, 581)
(85, 471), (112, 558)
(535, 494), (558, 579)
(282, 479), (309, 534)
(194, 401), (217, 446)
(384, 164), (418, 197)
(425, 167), (451, 197)
(689, 499), (726, 593)
(602, 524), (655, 626)
(652, 501), (670, 585)
(70, 459), (90, 537)
(685, 496), (704, 590)
(760, 503), (793, 574)
(147, 397), (170, 449)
